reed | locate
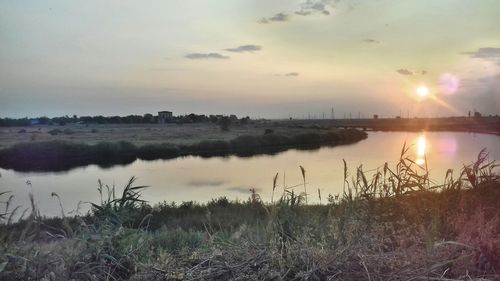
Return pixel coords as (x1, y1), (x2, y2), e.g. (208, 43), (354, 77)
(0, 128), (367, 172)
(0, 147), (498, 280)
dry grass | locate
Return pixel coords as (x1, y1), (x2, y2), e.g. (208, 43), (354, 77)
(0, 148), (499, 280)
(0, 121), (338, 149)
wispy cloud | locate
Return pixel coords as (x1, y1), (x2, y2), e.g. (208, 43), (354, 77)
(258, 13), (290, 24)
(296, 0), (335, 16)
(187, 179), (226, 187)
(362, 38), (379, 44)
(185, 53), (229, 59)
(227, 186), (261, 194)
(396, 69), (413, 76)
(285, 72), (300, 77)
(396, 69), (427, 76)
(258, 1), (338, 24)
(225, 45), (262, 53)
(462, 47), (500, 59)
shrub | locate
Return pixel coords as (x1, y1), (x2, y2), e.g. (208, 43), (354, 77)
(219, 117), (231, 131)
(47, 129), (62, 135)
(63, 128), (74, 135)
(137, 143), (180, 160)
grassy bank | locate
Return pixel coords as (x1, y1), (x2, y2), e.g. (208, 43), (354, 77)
(0, 148), (499, 280)
(0, 129), (367, 172)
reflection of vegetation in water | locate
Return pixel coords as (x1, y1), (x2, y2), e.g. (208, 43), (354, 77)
(0, 147), (499, 280)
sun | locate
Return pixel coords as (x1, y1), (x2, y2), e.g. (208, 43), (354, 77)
(416, 85), (430, 97)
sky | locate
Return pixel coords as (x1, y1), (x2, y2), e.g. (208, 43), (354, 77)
(1, 0), (499, 119)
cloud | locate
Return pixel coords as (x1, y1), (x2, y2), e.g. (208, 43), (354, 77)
(258, 1), (338, 24)
(187, 179), (226, 187)
(362, 38), (379, 44)
(396, 69), (427, 76)
(295, 0), (336, 16)
(185, 53), (229, 59)
(258, 12), (290, 24)
(285, 72), (300, 77)
(227, 186), (261, 194)
(225, 45), (262, 53)
(396, 69), (413, 76)
(462, 47), (500, 60)
(477, 74), (500, 83)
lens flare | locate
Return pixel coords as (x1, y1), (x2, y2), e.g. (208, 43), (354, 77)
(438, 73), (460, 95)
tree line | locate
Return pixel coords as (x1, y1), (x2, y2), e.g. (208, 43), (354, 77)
(0, 113), (251, 127)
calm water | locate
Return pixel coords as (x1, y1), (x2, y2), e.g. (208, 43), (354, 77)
(1, 131), (499, 217)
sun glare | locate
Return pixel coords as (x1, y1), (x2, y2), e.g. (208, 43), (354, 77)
(415, 134), (427, 165)
(416, 85), (430, 97)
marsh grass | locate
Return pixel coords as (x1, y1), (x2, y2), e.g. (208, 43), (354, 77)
(0, 128), (367, 172)
(0, 146), (499, 280)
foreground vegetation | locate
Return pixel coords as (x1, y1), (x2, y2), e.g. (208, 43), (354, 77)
(0, 147), (499, 280)
(0, 128), (366, 171)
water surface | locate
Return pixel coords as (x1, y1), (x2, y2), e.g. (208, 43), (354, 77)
(1, 131), (498, 217)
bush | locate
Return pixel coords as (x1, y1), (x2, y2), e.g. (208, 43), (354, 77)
(230, 135), (261, 150)
(188, 140), (231, 153)
(63, 128), (74, 135)
(219, 117), (232, 131)
(138, 143), (180, 160)
(47, 129), (62, 135)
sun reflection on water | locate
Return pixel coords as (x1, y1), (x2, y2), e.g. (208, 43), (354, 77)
(415, 134), (427, 165)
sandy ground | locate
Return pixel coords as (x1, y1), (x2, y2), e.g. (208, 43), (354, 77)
(0, 121), (327, 149)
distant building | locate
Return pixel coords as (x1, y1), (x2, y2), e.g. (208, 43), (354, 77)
(373, 114), (379, 119)
(158, 111), (173, 123)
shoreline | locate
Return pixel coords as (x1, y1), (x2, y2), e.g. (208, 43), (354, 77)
(1, 150), (498, 280)
(0, 129), (367, 172)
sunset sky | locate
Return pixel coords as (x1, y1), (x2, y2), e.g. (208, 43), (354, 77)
(1, 0), (499, 118)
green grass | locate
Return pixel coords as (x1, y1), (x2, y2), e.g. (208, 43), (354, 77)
(0, 147), (499, 280)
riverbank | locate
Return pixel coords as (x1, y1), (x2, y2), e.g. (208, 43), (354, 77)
(0, 121), (361, 149)
(2, 116), (498, 151)
(0, 128), (367, 172)
(0, 149), (498, 280)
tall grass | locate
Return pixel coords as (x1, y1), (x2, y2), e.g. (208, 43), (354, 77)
(0, 146), (498, 280)
(0, 128), (367, 172)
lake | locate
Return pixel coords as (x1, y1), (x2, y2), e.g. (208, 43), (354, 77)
(1, 131), (499, 217)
